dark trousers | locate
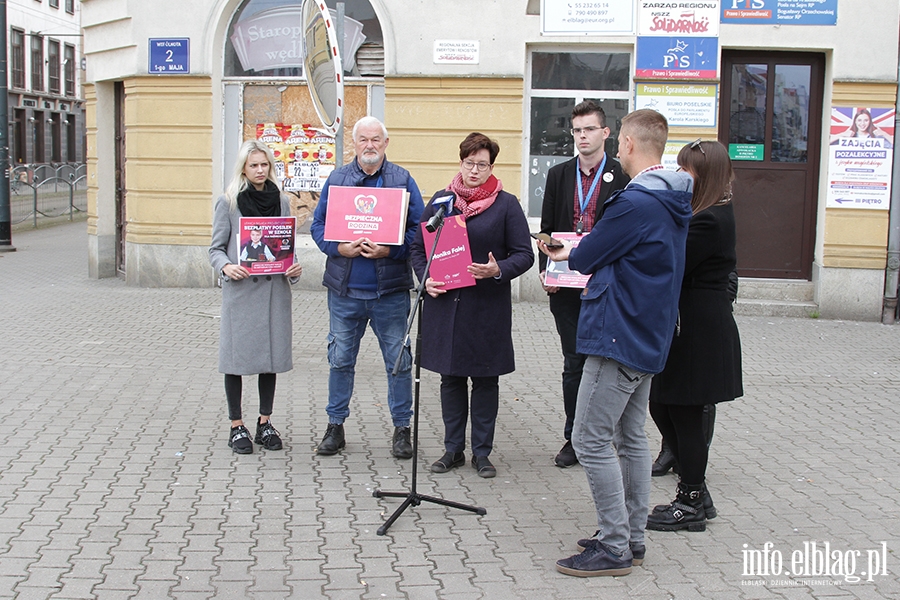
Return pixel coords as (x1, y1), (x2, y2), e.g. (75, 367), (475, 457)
(225, 373), (276, 421)
(440, 374), (499, 457)
(649, 402), (708, 485)
(549, 288), (586, 440)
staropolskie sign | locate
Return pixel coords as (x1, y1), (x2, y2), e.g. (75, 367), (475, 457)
(230, 6), (306, 72)
(230, 5), (366, 74)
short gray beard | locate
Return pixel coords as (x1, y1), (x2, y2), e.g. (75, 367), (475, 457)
(359, 152), (382, 167)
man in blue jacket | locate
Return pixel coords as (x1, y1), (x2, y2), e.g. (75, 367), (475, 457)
(310, 116), (425, 460)
(540, 109), (693, 577)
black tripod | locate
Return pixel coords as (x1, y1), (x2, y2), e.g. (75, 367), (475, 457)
(373, 209), (486, 536)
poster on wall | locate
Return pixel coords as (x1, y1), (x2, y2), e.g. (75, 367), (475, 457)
(256, 123), (336, 193)
(721, 0), (837, 25)
(826, 107), (894, 210)
(634, 83), (718, 127)
(635, 37), (718, 79)
(637, 1), (720, 36)
(541, 0), (635, 35)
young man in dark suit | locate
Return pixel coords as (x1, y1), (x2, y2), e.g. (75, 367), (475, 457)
(538, 101), (630, 468)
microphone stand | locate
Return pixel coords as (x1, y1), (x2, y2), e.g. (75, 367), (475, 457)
(373, 211), (486, 536)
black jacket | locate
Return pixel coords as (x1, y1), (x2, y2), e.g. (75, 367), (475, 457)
(538, 155), (630, 272)
(649, 203), (744, 404)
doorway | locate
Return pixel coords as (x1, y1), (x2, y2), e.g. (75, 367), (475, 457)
(115, 81), (127, 277)
(719, 51), (825, 279)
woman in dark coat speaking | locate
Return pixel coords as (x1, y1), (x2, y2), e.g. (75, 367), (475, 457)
(646, 140), (743, 531)
(411, 133), (534, 478)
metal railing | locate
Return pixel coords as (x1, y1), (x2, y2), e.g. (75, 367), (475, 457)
(9, 163), (88, 228)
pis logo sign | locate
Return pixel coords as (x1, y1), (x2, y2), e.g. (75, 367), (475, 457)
(635, 37), (718, 80)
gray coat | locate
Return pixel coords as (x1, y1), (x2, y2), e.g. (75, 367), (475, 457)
(208, 195), (295, 375)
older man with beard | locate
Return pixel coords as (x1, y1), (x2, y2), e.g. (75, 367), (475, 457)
(310, 116), (425, 460)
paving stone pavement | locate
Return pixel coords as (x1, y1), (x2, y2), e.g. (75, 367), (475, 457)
(1, 221), (899, 600)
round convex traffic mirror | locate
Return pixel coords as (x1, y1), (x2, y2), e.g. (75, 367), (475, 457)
(302, 0), (344, 137)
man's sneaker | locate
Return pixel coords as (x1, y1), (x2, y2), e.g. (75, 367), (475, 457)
(255, 418), (283, 450)
(391, 426), (412, 459)
(431, 451), (465, 473)
(575, 533), (645, 566)
(228, 425), (253, 454)
(472, 455), (496, 478)
(554, 440), (578, 468)
(557, 540), (633, 577)
(316, 423), (345, 455)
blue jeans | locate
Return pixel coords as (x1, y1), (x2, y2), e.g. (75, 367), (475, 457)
(326, 290), (413, 427)
(572, 356), (652, 555)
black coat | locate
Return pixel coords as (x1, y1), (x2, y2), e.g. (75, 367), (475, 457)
(538, 155), (630, 272)
(649, 203), (743, 405)
(411, 190), (534, 377)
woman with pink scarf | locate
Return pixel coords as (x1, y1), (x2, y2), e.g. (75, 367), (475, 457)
(411, 132), (534, 478)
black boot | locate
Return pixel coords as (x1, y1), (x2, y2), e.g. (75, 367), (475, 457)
(651, 440), (678, 476)
(654, 481), (716, 519)
(646, 482), (706, 532)
(316, 423), (345, 455)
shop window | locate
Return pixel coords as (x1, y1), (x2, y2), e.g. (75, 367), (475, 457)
(225, 0), (384, 78)
(526, 51), (631, 216)
(67, 117), (77, 161)
(13, 109), (27, 164)
(33, 111), (45, 163)
(51, 113), (62, 163)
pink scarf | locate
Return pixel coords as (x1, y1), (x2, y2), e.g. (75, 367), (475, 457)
(448, 173), (502, 219)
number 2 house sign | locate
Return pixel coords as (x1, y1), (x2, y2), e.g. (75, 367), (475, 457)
(149, 39), (191, 74)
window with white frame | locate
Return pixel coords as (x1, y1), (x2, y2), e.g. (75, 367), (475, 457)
(64, 44), (76, 96)
(48, 39), (61, 94)
(31, 34), (44, 92)
(526, 50), (631, 216)
(11, 29), (26, 89)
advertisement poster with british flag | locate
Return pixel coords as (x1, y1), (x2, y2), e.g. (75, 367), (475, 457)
(826, 107), (894, 210)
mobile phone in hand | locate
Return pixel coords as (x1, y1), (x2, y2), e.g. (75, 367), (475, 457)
(531, 233), (564, 248)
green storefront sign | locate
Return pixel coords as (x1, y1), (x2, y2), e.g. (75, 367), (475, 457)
(729, 144), (764, 161)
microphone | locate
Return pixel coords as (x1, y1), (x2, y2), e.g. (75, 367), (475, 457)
(425, 193), (456, 233)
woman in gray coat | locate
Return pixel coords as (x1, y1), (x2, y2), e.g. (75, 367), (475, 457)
(209, 140), (302, 454)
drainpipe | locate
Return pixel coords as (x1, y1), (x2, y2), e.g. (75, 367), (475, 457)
(885, 29), (900, 323)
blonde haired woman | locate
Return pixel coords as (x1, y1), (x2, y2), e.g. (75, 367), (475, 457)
(209, 140), (302, 454)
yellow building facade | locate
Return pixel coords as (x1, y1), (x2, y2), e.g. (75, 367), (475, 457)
(82, 0), (900, 320)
